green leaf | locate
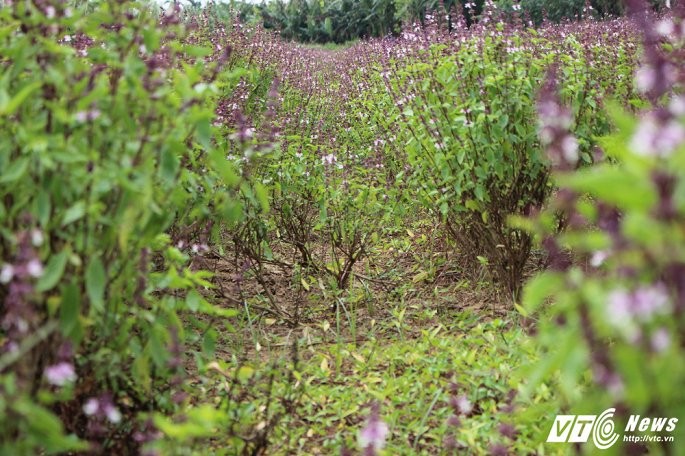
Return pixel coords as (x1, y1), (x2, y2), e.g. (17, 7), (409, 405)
(254, 181), (270, 213)
(200, 302), (238, 318)
(148, 327), (168, 368)
(13, 399), (89, 454)
(118, 206), (138, 251)
(557, 166), (656, 212)
(154, 405), (225, 441)
(36, 251), (69, 292)
(60, 282), (81, 340)
(160, 147), (180, 183)
(221, 199), (243, 223)
(202, 328), (217, 356)
(208, 149), (239, 187)
(85, 259), (106, 313)
(514, 302), (529, 317)
(186, 290), (201, 312)
(522, 272), (564, 314)
(61, 201), (86, 226)
(237, 365), (254, 382)
(0, 81), (42, 115)
(183, 45), (212, 57)
(0, 158), (29, 184)
(195, 116), (211, 149)
(132, 354), (151, 393)
(35, 191), (51, 227)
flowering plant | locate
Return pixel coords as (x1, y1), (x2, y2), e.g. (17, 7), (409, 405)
(380, 24), (632, 299)
(0, 0), (270, 453)
(522, 3), (685, 451)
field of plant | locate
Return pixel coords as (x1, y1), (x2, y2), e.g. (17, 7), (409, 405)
(1, 0), (685, 454)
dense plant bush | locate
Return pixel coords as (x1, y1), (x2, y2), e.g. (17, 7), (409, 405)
(260, 0), (399, 44)
(225, 70), (400, 323)
(522, 4), (685, 452)
(230, 0), (668, 44)
(0, 0), (296, 453)
(376, 24), (634, 299)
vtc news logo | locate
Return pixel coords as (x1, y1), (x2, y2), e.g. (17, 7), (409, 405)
(547, 408), (678, 449)
(547, 408), (620, 449)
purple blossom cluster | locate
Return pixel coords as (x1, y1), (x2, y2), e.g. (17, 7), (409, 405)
(181, 0), (639, 176)
(358, 402), (389, 455)
(630, 9), (685, 157)
(82, 393), (123, 436)
(44, 342), (77, 387)
(532, 0), (685, 406)
(1, 229), (44, 355)
(537, 72), (580, 171)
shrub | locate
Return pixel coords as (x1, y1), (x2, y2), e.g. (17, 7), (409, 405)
(0, 0), (274, 452)
(383, 28), (627, 299)
(522, 6), (685, 452)
(267, 84), (397, 292)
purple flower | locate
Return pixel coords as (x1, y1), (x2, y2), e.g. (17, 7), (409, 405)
(190, 243), (209, 254)
(452, 395), (473, 415)
(44, 362), (77, 386)
(537, 100), (572, 132)
(608, 284), (669, 323)
(635, 66), (657, 94)
(592, 363), (625, 398)
(322, 153), (337, 165)
(560, 135), (579, 164)
(134, 419), (162, 450)
(608, 289), (632, 321)
(26, 259), (43, 278)
(0, 264), (14, 284)
(489, 443), (509, 456)
(651, 328), (670, 353)
(83, 398), (99, 416)
(655, 18), (675, 38)
(358, 404), (389, 452)
(75, 109), (101, 123)
(669, 96), (685, 116)
(83, 395), (122, 423)
(632, 284), (669, 320)
(630, 114), (685, 158)
(444, 434), (458, 450)
(30, 229), (44, 246)
(498, 423), (516, 439)
(447, 414), (461, 427)
(536, 75), (579, 170)
(590, 250), (609, 268)
(103, 403), (122, 423)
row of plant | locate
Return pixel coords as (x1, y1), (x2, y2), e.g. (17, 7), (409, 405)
(2, 0), (682, 453)
(0, 1), (295, 454)
(521, 6), (685, 452)
(185, 5), (685, 453)
(227, 14), (639, 306)
(229, 0), (669, 44)
(379, 20), (638, 298)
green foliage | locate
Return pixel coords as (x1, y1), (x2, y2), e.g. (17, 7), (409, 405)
(521, 17), (685, 453)
(0, 0), (272, 452)
(233, 82), (400, 309)
(380, 32), (628, 299)
(231, 0), (659, 45)
(260, 0), (399, 44)
(236, 319), (557, 454)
